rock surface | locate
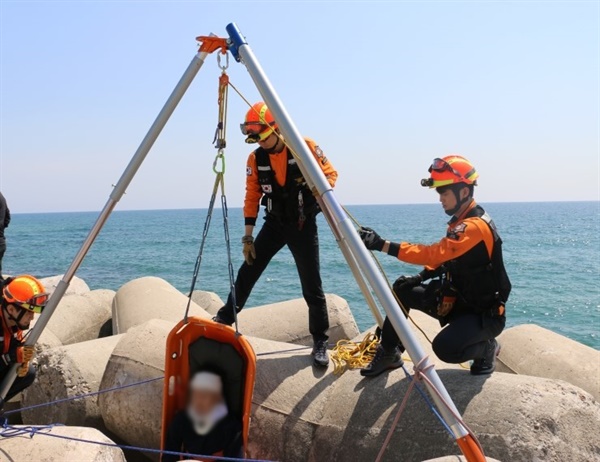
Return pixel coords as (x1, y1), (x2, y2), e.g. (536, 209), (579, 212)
(190, 290), (224, 315)
(22, 335), (123, 428)
(98, 319), (600, 462)
(0, 426), (126, 462)
(498, 323), (600, 399)
(112, 277), (210, 334)
(39, 274), (90, 296)
(238, 294), (359, 346)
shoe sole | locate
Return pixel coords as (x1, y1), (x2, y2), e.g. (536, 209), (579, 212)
(360, 360), (404, 378)
(470, 341), (501, 376)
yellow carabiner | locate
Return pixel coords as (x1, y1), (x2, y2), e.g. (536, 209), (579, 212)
(213, 150), (226, 175)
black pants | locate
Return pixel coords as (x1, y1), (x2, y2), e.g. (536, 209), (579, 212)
(0, 239), (6, 281)
(381, 281), (505, 363)
(1, 365), (36, 402)
(217, 216), (329, 342)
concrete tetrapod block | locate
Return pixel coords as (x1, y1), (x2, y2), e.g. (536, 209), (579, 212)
(112, 277), (210, 334)
(497, 323), (600, 400)
(39, 274), (90, 296)
(22, 335), (124, 428)
(238, 294), (359, 346)
(0, 426), (126, 462)
(98, 319), (600, 462)
(248, 338), (600, 462)
(30, 291), (113, 346)
(190, 290), (224, 315)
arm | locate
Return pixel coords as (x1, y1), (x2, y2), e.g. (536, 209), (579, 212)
(306, 139), (338, 188)
(162, 415), (184, 462)
(4, 206), (10, 228)
(386, 221), (484, 268)
(242, 153), (262, 232)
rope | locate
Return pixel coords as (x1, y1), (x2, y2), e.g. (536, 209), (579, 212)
(0, 421), (275, 462)
(2, 377), (163, 416)
(330, 332), (379, 375)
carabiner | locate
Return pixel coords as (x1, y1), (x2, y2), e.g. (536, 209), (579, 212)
(213, 150), (226, 174)
(217, 52), (229, 71)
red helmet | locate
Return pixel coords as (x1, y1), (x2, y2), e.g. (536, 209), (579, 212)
(421, 155), (479, 189)
(240, 102), (278, 144)
(2, 275), (48, 313)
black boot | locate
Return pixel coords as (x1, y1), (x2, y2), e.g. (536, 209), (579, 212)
(470, 339), (501, 375)
(312, 339), (329, 367)
(212, 307), (234, 326)
(360, 345), (403, 377)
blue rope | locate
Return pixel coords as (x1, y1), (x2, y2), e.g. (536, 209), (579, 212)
(400, 364), (454, 437)
(2, 376), (163, 416)
(0, 421), (276, 462)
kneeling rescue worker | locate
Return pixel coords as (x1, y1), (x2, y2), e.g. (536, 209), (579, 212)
(1, 275), (48, 401)
(359, 156), (511, 377)
(214, 102), (338, 367)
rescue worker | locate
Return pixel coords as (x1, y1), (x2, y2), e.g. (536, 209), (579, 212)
(358, 156), (511, 377)
(0, 192), (10, 282)
(1, 275), (48, 401)
(162, 370), (242, 461)
(214, 102), (338, 367)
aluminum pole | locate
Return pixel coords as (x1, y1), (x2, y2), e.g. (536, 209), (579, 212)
(226, 22), (471, 441)
(0, 49), (210, 404)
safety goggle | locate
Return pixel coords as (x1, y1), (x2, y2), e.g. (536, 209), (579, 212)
(428, 158), (463, 178)
(240, 123), (275, 142)
(3, 288), (48, 314)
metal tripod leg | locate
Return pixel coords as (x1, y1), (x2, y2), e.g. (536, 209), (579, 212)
(0, 48), (210, 404)
(226, 22), (485, 462)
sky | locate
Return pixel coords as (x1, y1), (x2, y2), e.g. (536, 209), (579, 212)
(0, 1), (598, 213)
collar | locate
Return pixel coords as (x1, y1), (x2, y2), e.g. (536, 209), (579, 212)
(448, 199), (477, 225)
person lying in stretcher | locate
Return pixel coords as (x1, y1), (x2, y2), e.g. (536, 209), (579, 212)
(162, 371), (243, 462)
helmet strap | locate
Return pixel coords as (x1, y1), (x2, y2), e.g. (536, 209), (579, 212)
(446, 184), (471, 216)
(2, 301), (28, 328)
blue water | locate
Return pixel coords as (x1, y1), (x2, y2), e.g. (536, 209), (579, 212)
(3, 202), (599, 349)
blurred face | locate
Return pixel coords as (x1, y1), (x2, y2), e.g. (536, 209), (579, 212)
(6, 304), (34, 329)
(189, 388), (223, 416)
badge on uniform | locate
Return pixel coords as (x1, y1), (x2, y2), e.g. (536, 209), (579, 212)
(246, 166), (253, 176)
(315, 146), (324, 158)
(261, 185), (273, 194)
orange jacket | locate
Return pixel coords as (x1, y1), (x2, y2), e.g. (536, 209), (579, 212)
(393, 201), (494, 269)
(1, 312), (24, 372)
(243, 138), (337, 225)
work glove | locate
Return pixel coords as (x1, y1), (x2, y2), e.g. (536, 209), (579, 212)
(17, 362), (30, 378)
(359, 227), (385, 252)
(393, 274), (423, 293)
(12, 345), (35, 364)
(242, 235), (256, 266)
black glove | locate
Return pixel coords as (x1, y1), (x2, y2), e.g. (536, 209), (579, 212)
(359, 227), (385, 252)
(393, 274), (423, 293)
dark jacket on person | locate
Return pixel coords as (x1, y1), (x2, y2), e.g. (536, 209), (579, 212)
(0, 192), (10, 241)
(162, 410), (243, 462)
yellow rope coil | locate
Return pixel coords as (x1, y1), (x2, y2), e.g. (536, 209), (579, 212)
(330, 332), (380, 375)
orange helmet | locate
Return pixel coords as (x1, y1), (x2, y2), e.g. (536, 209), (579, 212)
(2, 275), (48, 314)
(421, 155), (479, 189)
(240, 102), (278, 144)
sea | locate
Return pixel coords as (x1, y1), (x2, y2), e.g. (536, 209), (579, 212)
(3, 202), (599, 350)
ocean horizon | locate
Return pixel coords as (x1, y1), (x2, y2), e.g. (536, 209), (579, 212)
(3, 201), (599, 350)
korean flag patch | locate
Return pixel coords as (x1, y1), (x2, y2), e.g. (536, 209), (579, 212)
(246, 166), (253, 176)
(315, 146), (324, 158)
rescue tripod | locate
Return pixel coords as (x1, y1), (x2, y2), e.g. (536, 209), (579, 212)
(0, 23), (486, 462)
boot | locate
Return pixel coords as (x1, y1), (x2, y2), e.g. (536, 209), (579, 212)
(312, 339), (329, 367)
(470, 339), (501, 375)
(360, 345), (404, 377)
(212, 308), (234, 326)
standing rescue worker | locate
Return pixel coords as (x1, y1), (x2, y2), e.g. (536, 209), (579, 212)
(359, 156), (511, 377)
(0, 192), (10, 282)
(214, 102), (338, 367)
(1, 275), (48, 401)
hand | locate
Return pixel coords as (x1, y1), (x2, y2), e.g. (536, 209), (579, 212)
(12, 345), (34, 364)
(17, 362), (30, 377)
(242, 235), (256, 265)
(358, 227), (385, 252)
(393, 274), (423, 293)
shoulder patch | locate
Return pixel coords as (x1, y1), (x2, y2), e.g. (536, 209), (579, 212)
(447, 222), (467, 240)
(246, 166), (253, 176)
(314, 146), (324, 158)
